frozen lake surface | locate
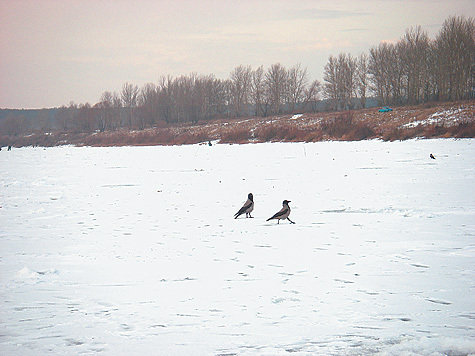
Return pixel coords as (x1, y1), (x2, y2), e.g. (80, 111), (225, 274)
(1, 139), (474, 355)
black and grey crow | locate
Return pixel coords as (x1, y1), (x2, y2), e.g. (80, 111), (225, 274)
(267, 200), (295, 224)
(234, 193), (254, 219)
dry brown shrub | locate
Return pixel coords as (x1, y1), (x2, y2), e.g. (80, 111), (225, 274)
(421, 101), (440, 109)
(131, 131), (158, 145)
(0, 135), (9, 147)
(84, 131), (126, 146)
(283, 127), (309, 141)
(451, 121), (475, 138)
(155, 120), (168, 129)
(82, 129), (177, 146)
(423, 124), (448, 138)
(318, 112), (376, 141)
(342, 124), (376, 141)
(422, 121), (475, 139)
(302, 129), (324, 142)
(151, 129), (175, 144)
(255, 125), (305, 142)
(10, 133), (58, 147)
(219, 128), (253, 143)
(320, 113), (353, 138)
(382, 129), (402, 141)
(383, 124), (424, 141)
(171, 131), (209, 145)
(255, 125), (281, 142)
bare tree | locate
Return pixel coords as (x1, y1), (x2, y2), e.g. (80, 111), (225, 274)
(55, 105), (70, 132)
(230, 65), (252, 117)
(251, 66), (268, 116)
(138, 83), (159, 129)
(207, 76), (228, 119)
(172, 76), (189, 123)
(434, 15), (475, 101)
(54, 102), (78, 132)
(121, 82), (139, 128)
(76, 103), (94, 133)
(92, 91), (116, 132)
(32, 110), (52, 133)
(157, 75), (175, 124)
(169, 73), (208, 124)
(302, 79), (321, 112)
(369, 43), (404, 105)
(93, 101), (109, 132)
(400, 26), (431, 104)
(191, 75), (206, 123)
(287, 63), (309, 113)
(265, 63), (288, 115)
(323, 55), (339, 110)
(324, 54), (357, 110)
(338, 53), (357, 110)
(1, 113), (26, 136)
(356, 53), (369, 108)
(197, 75), (227, 120)
(391, 42), (409, 105)
(110, 91), (123, 130)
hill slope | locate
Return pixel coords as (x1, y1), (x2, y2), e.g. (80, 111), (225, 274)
(1, 100), (474, 147)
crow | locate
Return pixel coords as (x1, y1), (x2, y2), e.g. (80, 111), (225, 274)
(234, 193), (254, 219)
(267, 200), (295, 224)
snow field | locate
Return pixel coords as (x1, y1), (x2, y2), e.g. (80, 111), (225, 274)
(0, 139), (474, 355)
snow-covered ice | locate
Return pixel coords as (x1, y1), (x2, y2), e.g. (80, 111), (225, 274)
(1, 139), (474, 355)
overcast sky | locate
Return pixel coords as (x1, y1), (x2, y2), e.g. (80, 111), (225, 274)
(1, 0), (474, 109)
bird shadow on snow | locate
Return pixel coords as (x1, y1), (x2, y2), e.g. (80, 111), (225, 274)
(232, 217), (297, 227)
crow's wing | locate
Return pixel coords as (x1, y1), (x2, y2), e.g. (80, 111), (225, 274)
(234, 201), (252, 218)
(267, 207), (288, 221)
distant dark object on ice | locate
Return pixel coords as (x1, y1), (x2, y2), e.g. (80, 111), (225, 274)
(430, 153), (436, 159)
(267, 200), (295, 224)
(234, 193), (254, 219)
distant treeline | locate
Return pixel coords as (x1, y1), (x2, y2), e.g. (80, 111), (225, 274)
(1, 15), (473, 136)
